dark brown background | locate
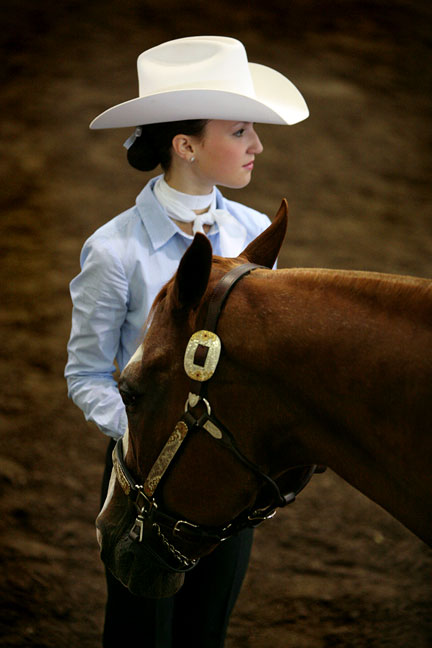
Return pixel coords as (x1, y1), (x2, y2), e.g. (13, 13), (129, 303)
(1, 1), (431, 646)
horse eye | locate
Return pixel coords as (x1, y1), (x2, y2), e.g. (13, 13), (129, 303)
(119, 387), (138, 409)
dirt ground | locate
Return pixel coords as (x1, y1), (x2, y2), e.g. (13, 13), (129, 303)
(1, 1), (431, 646)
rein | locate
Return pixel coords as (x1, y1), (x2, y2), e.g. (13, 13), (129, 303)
(113, 263), (319, 572)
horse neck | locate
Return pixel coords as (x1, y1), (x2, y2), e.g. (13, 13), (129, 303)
(229, 265), (432, 366)
(221, 268), (432, 542)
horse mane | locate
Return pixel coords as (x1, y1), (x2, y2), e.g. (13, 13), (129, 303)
(284, 267), (432, 319)
(293, 267), (431, 292)
(143, 262), (432, 343)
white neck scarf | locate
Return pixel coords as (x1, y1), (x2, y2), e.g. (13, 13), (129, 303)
(154, 176), (247, 257)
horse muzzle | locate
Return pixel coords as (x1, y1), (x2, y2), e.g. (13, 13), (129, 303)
(99, 521), (186, 598)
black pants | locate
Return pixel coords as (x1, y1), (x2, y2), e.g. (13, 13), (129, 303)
(100, 440), (253, 648)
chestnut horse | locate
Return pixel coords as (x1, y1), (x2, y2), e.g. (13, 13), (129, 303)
(96, 200), (432, 599)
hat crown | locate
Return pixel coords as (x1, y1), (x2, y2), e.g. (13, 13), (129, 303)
(90, 35), (309, 130)
(137, 36), (255, 97)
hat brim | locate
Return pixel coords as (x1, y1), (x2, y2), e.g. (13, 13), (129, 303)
(89, 63), (309, 129)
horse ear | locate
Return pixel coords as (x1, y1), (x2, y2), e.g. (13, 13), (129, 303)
(241, 199), (288, 268)
(173, 233), (213, 309)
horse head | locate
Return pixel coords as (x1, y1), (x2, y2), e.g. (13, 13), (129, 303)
(95, 200), (315, 598)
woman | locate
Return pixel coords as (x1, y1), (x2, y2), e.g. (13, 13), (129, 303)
(65, 36), (308, 647)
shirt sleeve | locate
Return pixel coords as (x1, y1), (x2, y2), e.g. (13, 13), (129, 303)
(64, 237), (129, 440)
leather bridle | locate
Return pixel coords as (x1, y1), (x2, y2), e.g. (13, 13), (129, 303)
(112, 263), (320, 573)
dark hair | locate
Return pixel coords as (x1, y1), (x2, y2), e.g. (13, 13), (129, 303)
(126, 119), (208, 172)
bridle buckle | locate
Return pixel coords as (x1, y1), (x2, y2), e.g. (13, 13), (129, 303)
(129, 487), (158, 543)
(173, 519), (200, 538)
(135, 486), (157, 514)
(247, 507), (278, 527)
(129, 515), (145, 543)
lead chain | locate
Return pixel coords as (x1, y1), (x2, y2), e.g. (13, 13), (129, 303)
(153, 523), (198, 568)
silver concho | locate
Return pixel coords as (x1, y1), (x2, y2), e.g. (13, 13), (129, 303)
(184, 330), (222, 382)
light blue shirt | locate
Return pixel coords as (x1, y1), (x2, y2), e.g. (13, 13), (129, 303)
(65, 176), (270, 439)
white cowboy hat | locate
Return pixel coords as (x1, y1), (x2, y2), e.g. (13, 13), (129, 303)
(90, 36), (309, 129)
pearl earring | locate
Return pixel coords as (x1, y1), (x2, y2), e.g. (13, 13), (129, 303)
(190, 156), (195, 163)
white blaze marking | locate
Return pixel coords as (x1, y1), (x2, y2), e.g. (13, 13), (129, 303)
(124, 344), (144, 370)
(96, 427), (130, 548)
(122, 426), (129, 455)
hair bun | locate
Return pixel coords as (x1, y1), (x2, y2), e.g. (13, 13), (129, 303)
(126, 120), (208, 173)
(127, 129), (160, 171)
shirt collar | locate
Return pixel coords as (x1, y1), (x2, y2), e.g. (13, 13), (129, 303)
(135, 176), (225, 251)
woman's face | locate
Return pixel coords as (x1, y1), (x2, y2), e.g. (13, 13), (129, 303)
(189, 120), (264, 192)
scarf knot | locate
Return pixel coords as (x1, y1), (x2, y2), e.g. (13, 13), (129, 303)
(154, 177), (247, 257)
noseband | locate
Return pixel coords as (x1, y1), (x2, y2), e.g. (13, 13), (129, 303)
(113, 263), (321, 573)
